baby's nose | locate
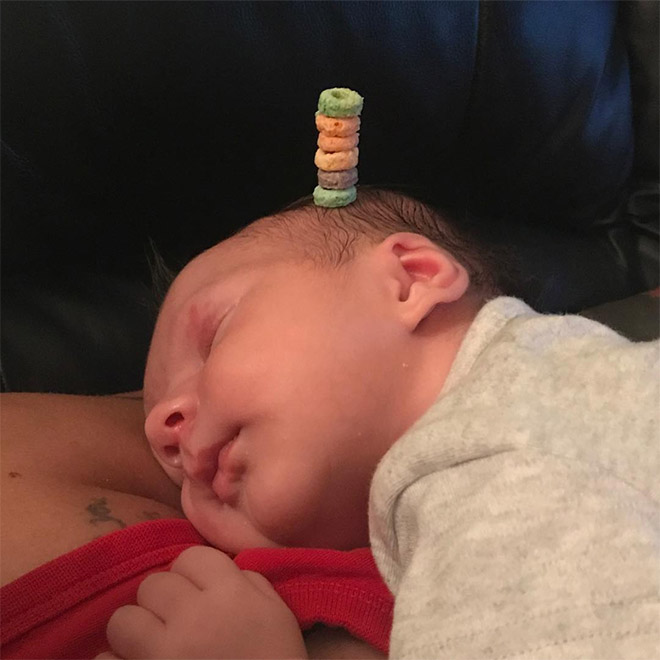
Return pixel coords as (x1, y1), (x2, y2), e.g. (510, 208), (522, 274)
(144, 395), (197, 470)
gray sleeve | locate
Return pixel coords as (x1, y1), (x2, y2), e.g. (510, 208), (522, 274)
(388, 450), (660, 659)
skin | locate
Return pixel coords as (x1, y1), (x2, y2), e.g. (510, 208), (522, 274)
(102, 220), (480, 659)
(142, 219), (479, 554)
(0, 393), (184, 587)
(0, 393), (384, 658)
(4, 210), (482, 659)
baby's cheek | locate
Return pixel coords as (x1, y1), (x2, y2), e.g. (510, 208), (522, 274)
(247, 461), (329, 547)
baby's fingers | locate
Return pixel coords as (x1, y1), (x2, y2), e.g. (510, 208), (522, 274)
(106, 604), (165, 659)
(170, 545), (237, 589)
(136, 570), (199, 621)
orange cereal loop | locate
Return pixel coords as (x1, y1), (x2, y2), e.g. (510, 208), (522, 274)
(318, 133), (359, 152)
(314, 147), (359, 171)
(315, 113), (360, 137)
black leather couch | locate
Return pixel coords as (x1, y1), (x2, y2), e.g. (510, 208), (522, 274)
(2, 1), (658, 394)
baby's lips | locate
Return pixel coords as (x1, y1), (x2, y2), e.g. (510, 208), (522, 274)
(217, 434), (243, 476)
(212, 460), (241, 505)
(181, 442), (221, 483)
(211, 432), (245, 504)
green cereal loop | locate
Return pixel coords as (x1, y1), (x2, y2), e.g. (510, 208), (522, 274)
(317, 88), (363, 117)
(313, 185), (357, 208)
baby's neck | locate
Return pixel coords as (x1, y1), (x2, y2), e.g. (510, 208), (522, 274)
(401, 295), (483, 435)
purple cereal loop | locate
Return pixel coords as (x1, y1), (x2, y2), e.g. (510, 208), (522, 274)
(317, 168), (359, 190)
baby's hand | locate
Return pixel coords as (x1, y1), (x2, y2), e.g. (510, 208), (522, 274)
(99, 546), (307, 659)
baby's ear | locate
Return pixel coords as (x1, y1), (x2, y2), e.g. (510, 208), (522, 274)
(378, 232), (470, 331)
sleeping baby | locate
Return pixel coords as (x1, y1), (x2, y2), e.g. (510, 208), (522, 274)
(101, 187), (659, 659)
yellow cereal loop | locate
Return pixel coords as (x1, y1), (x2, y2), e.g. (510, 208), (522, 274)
(314, 147), (359, 172)
(317, 133), (359, 152)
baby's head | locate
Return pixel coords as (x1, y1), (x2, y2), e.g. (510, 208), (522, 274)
(143, 188), (501, 553)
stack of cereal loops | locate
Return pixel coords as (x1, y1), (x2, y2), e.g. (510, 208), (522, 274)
(313, 88), (363, 208)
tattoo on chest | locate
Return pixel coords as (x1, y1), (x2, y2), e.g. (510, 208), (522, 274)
(87, 497), (127, 529)
(86, 497), (164, 533)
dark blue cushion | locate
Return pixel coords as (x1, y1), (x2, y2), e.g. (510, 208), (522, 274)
(0, 1), (649, 393)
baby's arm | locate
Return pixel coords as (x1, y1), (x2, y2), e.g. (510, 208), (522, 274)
(101, 546), (307, 659)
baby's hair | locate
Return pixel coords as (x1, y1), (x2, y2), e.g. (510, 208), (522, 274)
(148, 187), (519, 311)
(236, 186), (509, 300)
(145, 237), (178, 313)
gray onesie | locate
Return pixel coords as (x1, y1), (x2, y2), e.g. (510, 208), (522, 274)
(370, 296), (659, 659)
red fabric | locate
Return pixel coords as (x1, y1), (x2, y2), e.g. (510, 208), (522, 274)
(235, 547), (393, 654)
(0, 519), (392, 659)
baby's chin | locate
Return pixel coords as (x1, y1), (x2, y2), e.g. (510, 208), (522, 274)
(181, 478), (281, 554)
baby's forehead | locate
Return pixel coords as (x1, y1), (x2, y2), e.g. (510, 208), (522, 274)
(166, 203), (365, 308)
(172, 238), (263, 292)
(165, 222), (295, 302)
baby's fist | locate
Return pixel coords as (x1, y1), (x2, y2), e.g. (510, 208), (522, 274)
(104, 546), (307, 659)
